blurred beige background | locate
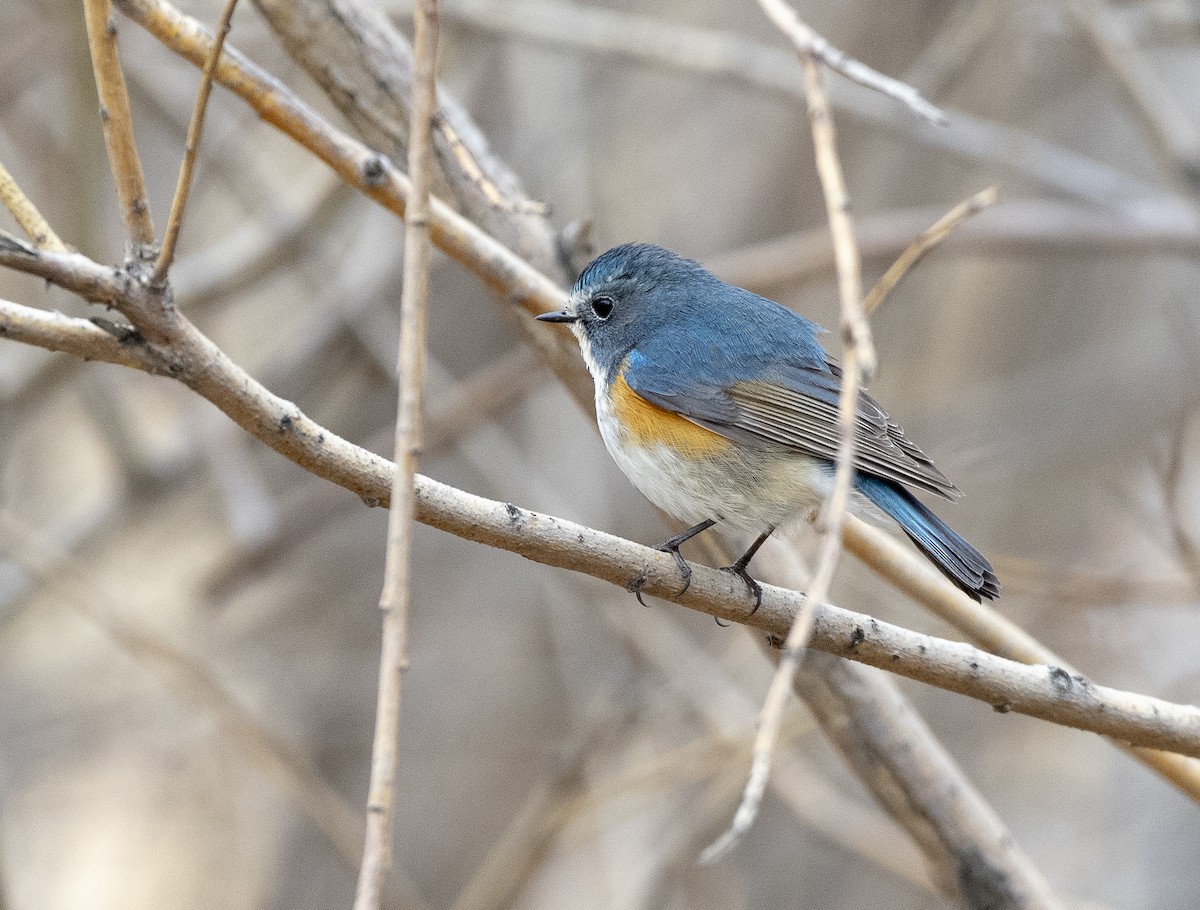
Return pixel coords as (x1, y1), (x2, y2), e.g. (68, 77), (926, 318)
(2, 0), (1200, 907)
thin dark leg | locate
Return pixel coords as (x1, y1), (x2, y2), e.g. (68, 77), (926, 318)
(633, 518), (717, 606)
(722, 525), (775, 614)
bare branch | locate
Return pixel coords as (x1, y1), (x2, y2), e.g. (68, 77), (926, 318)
(754, 0), (947, 124)
(863, 185), (1000, 316)
(113, 0), (592, 409)
(151, 0), (240, 284)
(0, 294), (163, 374)
(82, 0), (156, 247)
(9, 189), (1200, 801)
(0, 159), (67, 252)
(702, 46), (874, 863)
(424, 0), (1186, 213)
(251, 0), (563, 279)
(354, 1), (439, 907)
(790, 650), (1064, 909)
(841, 515), (1200, 801)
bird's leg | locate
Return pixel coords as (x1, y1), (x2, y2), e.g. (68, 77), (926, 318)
(633, 518), (717, 605)
(722, 526), (775, 614)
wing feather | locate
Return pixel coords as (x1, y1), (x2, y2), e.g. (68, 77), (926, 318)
(624, 349), (960, 500)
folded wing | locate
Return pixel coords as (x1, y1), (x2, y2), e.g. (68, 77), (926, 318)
(624, 349), (960, 500)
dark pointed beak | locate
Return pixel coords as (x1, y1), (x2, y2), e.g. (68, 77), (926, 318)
(536, 310), (579, 324)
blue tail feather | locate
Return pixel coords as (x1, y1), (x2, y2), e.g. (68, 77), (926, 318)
(855, 474), (1000, 601)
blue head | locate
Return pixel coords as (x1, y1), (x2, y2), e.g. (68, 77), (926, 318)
(537, 242), (826, 383)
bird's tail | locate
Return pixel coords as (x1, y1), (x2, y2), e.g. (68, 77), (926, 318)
(855, 474), (1000, 601)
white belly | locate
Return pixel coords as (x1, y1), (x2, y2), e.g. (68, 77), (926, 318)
(594, 379), (830, 530)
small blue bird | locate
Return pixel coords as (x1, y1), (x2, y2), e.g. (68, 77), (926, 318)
(537, 243), (999, 604)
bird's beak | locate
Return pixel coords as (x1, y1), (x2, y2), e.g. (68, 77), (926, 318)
(536, 310), (579, 324)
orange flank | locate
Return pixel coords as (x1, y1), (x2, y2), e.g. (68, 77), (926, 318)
(610, 372), (731, 457)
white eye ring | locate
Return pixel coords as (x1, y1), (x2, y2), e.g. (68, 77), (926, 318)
(591, 295), (615, 320)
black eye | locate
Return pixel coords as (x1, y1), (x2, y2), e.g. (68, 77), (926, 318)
(591, 295), (615, 320)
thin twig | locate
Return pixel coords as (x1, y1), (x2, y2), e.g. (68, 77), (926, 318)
(82, 0), (156, 247)
(701, 44), (873, 863)
(863, 185), (1000, 315)
(353, 2), (439, 908)
(753, 0), (947, 124)
(151, 0), (240, 284)
(0, 160), (67, 252)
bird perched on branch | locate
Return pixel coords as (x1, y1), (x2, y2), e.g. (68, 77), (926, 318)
(537, 242), (998, 605)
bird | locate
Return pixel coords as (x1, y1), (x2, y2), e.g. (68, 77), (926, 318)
(536, 242), (999, 605)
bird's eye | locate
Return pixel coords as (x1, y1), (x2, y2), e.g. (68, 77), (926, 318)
(591, 295), (614, 320)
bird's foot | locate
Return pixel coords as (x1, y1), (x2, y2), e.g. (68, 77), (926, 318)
(661, 542), (694, 597)
(722, 561), (763, 614)
(629, 540), (699, 606)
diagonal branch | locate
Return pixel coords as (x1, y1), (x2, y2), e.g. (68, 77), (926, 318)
(863, 185), (1000, 316)
(0, 160), (67, 252)
(702, 39), (875, 862)
(754, 0), (947, 124)
(151, 0), (241, 283)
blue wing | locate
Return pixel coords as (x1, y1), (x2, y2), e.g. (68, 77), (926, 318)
(622, 294), (960, 499)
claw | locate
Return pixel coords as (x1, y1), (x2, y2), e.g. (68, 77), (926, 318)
(627, 567), (651, 606)
(722, 563), (763, 614)
(629, 520), (718, 606)
(666, 546), (693, 597)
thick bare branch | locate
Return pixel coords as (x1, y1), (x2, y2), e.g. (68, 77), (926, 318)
(789, 651), (1063, 910)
